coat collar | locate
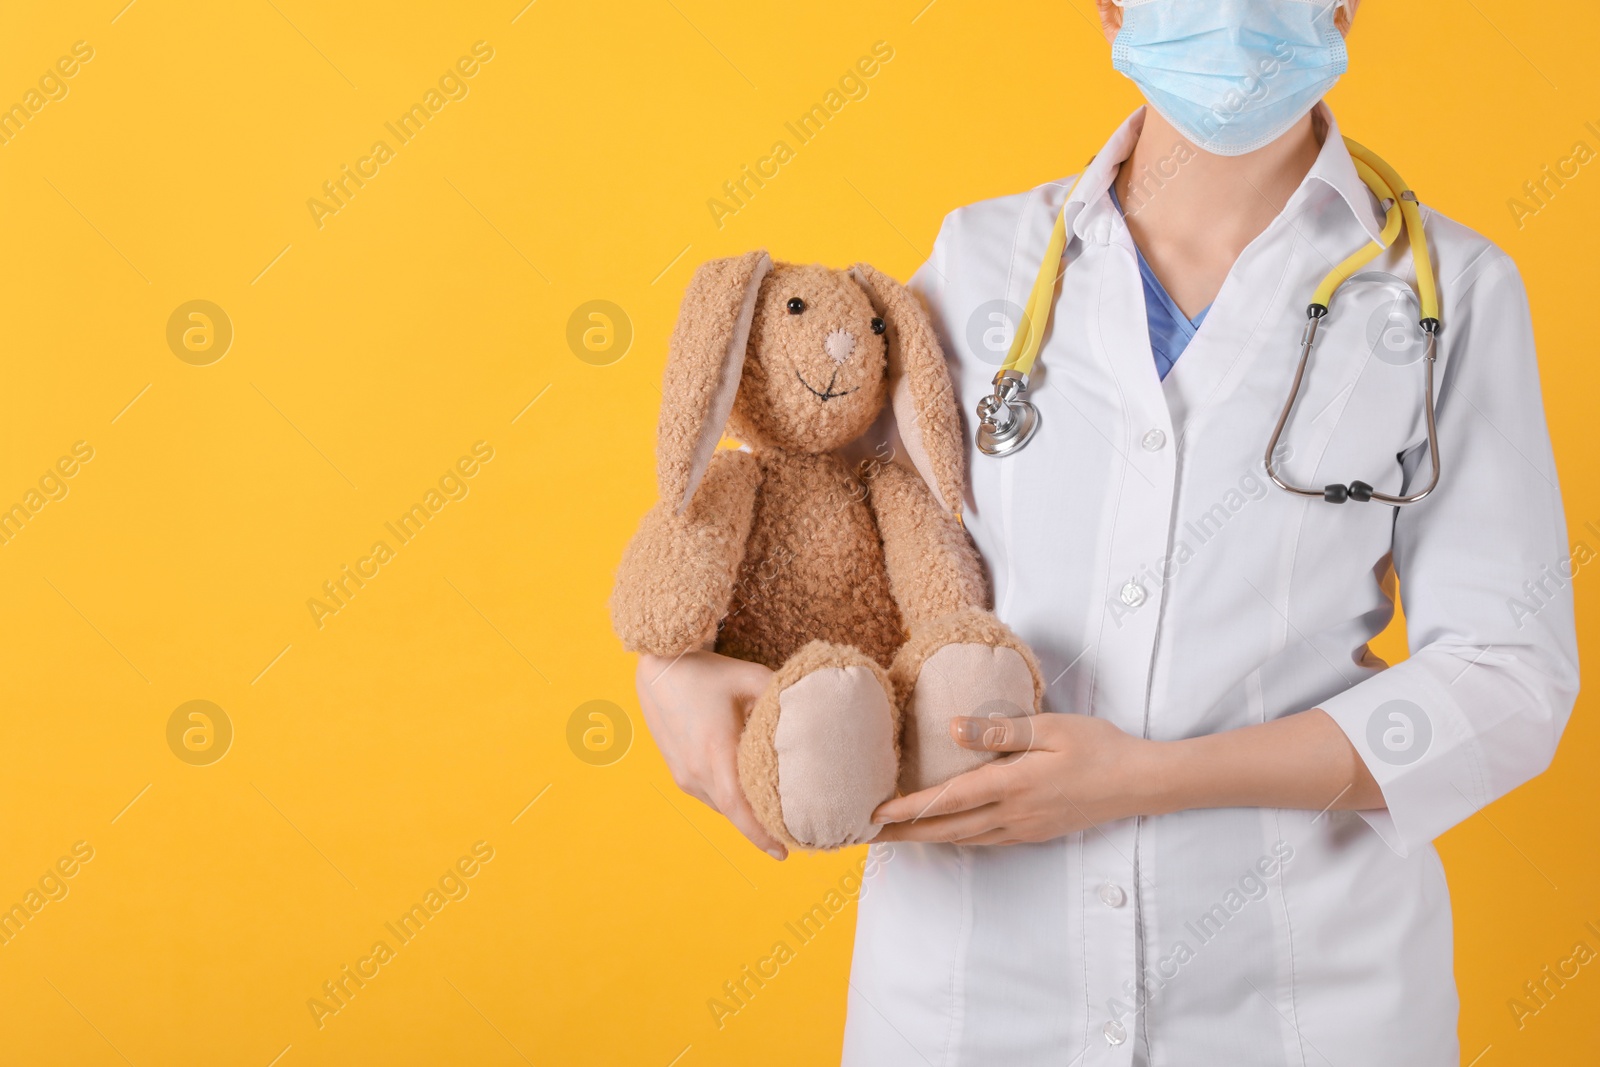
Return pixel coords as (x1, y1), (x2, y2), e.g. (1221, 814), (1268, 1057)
(1061, 104), (1388, 246)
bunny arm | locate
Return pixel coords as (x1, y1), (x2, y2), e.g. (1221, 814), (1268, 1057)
(866, 459), (988, 630)
(610, 449), (762, 656)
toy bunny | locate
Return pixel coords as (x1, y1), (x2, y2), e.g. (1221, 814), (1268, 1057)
(610, 251), (1042, 852)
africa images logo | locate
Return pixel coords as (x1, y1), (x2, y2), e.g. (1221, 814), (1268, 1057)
(1365, 699), (1431, 766)
(305, 41), (496, 230)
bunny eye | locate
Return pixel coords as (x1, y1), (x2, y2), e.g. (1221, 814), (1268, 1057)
(871, 317), (886, 335)
(786, 297), (806, 314)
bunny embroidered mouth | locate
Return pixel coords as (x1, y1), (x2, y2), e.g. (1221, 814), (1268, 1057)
(794, 369), (858, 402)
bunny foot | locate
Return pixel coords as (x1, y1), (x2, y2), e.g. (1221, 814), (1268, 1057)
(890, 610), (1043, 795)
(738, 641), (900, 851)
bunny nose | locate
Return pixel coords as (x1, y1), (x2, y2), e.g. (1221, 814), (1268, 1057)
(824, 328), (856, 364)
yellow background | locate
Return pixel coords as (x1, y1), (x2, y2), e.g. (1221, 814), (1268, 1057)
(0, 0), (1595, 1063)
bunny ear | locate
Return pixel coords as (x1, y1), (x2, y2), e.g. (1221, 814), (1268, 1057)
(658, 250), (772, 513)
(849, 263), (964, 516)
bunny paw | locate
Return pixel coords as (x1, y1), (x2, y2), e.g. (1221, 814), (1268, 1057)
(891, 611), (1042, 795)
(738, 641), (900, 851)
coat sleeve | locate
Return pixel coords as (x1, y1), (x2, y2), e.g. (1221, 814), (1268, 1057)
(1319, 249), (1580, 857)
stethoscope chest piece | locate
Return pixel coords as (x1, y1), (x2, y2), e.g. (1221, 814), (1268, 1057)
(975, 371), (1040, 457)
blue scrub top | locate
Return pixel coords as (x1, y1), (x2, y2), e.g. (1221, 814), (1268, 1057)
(1108, 183), (1210, 380)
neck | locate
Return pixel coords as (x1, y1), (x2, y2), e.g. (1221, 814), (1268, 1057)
(1112, 106), (1325, 317)
(1117, 106), (1324, 226)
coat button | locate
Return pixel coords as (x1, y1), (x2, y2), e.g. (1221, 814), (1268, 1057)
(1119, 581), (1146, 607)
(1141, 428), (1166, 451)
(1103, 1019), (1127, 1045)
(1098, 882), (1127, 908)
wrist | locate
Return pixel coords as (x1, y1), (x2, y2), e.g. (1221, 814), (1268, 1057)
(1131, 736), (1197, 817)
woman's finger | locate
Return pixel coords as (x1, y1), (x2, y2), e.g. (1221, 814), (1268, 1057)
(723, 793), (789, 861)
(875, 804), (1006, 843)
(677, 779), (715, 809)
(873, 767), (1003, 825)
(953, 827), (1025, 846)
(950, 713), (1048, 753)
(711, 753), (789, 860)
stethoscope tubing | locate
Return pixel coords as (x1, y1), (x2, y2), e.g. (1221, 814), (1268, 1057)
(1262, 312), (1442, 506)
(975, 136), (1444, 508)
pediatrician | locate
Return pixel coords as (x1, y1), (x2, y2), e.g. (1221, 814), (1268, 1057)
(635, 1), (1579, 1063)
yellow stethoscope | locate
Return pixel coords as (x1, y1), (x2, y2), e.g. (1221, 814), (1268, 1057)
(975, 137), (1442, 506)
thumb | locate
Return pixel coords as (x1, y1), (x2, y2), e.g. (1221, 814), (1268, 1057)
(950, 712), (1041, 753)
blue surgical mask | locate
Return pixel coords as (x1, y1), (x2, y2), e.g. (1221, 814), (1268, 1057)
(1112, 0), (1348, 156)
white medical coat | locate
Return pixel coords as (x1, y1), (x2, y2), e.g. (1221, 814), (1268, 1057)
(842, 106), (1579, 1066)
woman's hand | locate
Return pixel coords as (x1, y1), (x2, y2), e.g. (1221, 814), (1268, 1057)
(870, 707), (1385, 845)
(872, 712), (1154, 845)
(635, 651), (788, 860)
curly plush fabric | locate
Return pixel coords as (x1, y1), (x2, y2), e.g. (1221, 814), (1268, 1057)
(611, 450), (760, 656)
(657, 251), (770, 513)
(611, 253), (1043, 850)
